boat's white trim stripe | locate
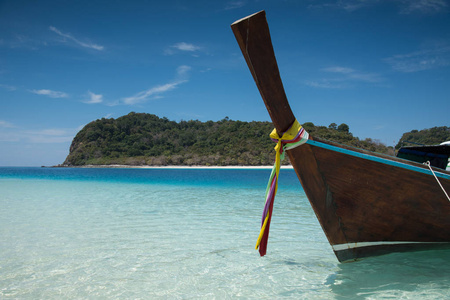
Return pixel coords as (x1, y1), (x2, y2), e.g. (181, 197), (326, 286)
(332, 241), (449, 252)
(306, 139), (450, 180)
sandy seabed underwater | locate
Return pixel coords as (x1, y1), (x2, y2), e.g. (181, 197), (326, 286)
(1, 167), (449, 299)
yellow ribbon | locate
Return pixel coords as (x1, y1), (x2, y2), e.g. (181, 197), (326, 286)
(255, 119), (305, 251)
(269, 119), (303, 184)
(255, 212), (270, 249)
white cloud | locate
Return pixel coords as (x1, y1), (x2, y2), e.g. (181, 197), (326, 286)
(31, 89), (69, 98)
(306, 66), (383, 88)
(28, 135), (73, 144)
(308, 0), (379, 12)
(84, 91), (103, 104)
(0, 121), (19, 142)
(0, 84), (17, 91)
(304, 79), (348, 89)
(0, 132), (20, 142)
(322, 67), (355, 74)
(122, 81), (186, 105)
(0, 120), (15, 128)
(49, 26), (104, 51)
(384, 45), (450, 72)
(0, 34), (47, 50)
(122, 65), (191, 105)
(165, 42), (201, 55)
(324, 67), (383, 82)
(25, 128), (75, 143)
(0, 125), (75, 144)
(399, 0), (448, 14)
(309, 0), (447, 13)
(173, 42), (200, 52)
(176, 65), (191, 79)
(34, 129), (68, 136)
(340, 0), (379, 12)
(225, 1), (246, 10)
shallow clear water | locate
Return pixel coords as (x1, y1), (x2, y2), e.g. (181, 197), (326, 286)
(1, 167), (449, 299)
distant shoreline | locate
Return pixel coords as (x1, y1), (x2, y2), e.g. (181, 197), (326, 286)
(51, 164), (294, 170)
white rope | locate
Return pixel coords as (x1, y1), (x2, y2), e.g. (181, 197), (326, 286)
(424, 161), (450, 202)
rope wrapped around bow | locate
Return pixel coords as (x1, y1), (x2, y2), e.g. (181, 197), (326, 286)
(255, 119), (309, 256)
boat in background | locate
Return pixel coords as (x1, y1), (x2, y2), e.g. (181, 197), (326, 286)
(231, 11), (450, 262)
(397, 141), (450, 170)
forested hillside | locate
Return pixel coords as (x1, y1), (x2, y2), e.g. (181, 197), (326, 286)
(63, 112), (392, 166)
(395, 127), (450, 149)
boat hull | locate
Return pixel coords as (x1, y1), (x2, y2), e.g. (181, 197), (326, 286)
(289, 138), (450, 261)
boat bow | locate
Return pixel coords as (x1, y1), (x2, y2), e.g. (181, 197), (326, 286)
(231, 11), (450, 262)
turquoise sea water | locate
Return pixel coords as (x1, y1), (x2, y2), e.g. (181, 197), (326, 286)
(1, 167), (449, 299)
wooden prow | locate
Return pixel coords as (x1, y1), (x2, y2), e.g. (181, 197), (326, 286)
(231, 11), (349, 255)
(231, 11), (295, 134)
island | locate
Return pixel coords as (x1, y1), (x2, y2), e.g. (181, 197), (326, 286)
(61, 112), (448, 167)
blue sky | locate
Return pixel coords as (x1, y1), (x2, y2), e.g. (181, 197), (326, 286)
(1, 0), (449, 166)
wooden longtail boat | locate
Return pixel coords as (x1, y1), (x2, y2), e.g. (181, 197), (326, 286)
(231, 11), (450, 262)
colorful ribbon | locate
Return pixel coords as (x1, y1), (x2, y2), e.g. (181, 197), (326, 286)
(255, 119), (309, 256)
